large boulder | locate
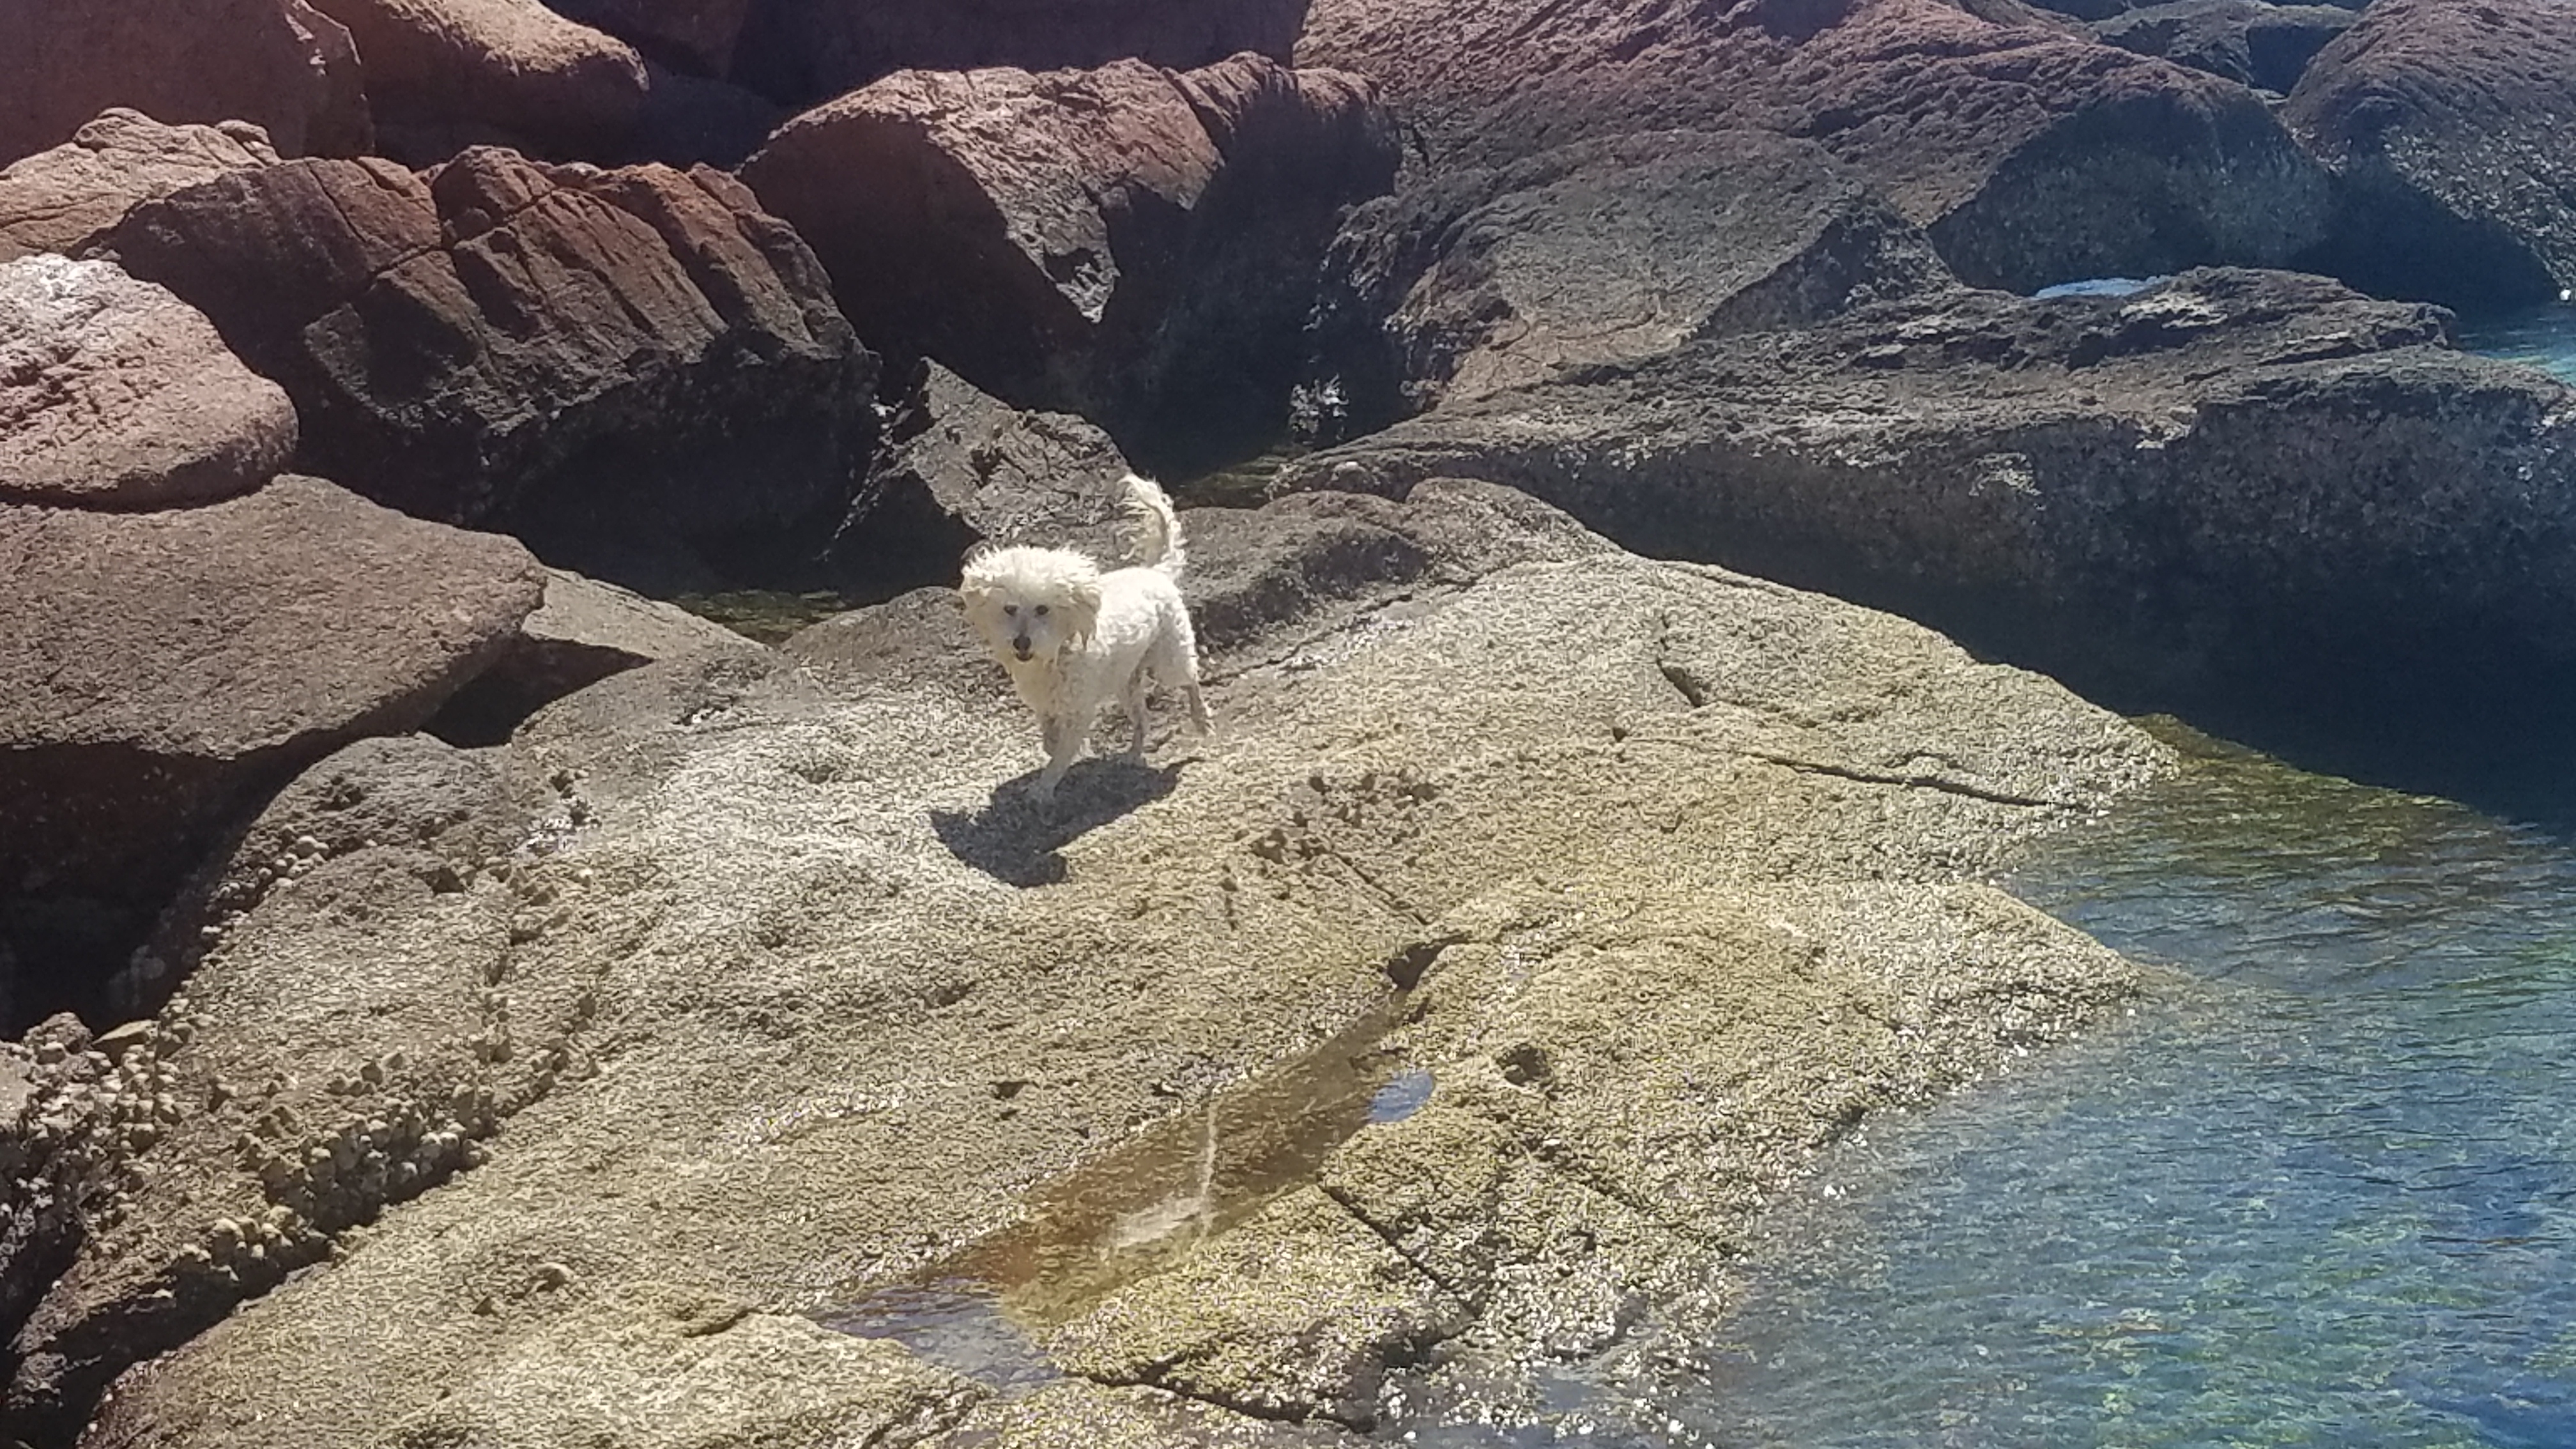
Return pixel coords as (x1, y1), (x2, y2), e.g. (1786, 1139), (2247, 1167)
(743, 55), (1398, 472)
(732, 0), (1310, 113)
(0, 255), (297, 509)
(0, 0), (369, 167)
(0, 475), (544, 1031)
(304, 0), (650, 163)
(95, 148), (880, 590)
(1296, 0), (2333, 293)
(0, 111), (279, 263)
(15, 482), (2168, 1446)
(427, 567), (766, 746)
(2285, 0), (2576, 312)
(2090, 1), (2356, 94)
(1301, 128), (1958, 441)
(1275, 269), (2576, 799)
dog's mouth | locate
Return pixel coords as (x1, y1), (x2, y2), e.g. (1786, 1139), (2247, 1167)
(1011, 643), (1034, 661)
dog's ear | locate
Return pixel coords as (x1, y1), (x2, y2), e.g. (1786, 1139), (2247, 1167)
(1059, 573), (1104, 646)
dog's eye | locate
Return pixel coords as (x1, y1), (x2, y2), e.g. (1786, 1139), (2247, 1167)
(1034, 605), (1050, 617)
(1002, 604), (1017, 616)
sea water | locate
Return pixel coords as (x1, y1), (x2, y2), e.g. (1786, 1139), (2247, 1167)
(1508, 735), (2576, 1449)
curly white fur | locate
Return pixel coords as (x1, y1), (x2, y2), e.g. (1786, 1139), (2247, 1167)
(958, 474), (1211, 802)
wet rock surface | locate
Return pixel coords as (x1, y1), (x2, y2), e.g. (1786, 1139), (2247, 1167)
(2285, 0), (2576, 312)
(1296, 0), (2333, 291)
(96, 148), (878, 589)
(1274, 268), (2576, 797)
(0, 475), (544, 1032)
(1301, 127), (1959, 440)
(0, 0), (369, 167)
(743, 54), (1397, 471)
(0, 255), (297, 510)
(14, 483), (2167, 1445)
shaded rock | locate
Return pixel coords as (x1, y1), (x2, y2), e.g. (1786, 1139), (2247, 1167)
(1275, 268), (2576, 801)
(627, 62), (785, 169)
(49, 480), (2165, 1445)
(544, 0), (755, 77)
(0, 0), (369, 167)
(0, 1029), (105, 1370)
(734, 0), (1308, 114)
(305, 0), (649, 164)
(744, 55), (1397, 471)
(0, 111), (279, 264)
(2285, 0), (2576, 313)
(0, 474), (544, 1031)
(1297, 0), (2332, 293)
(1301, 128), (1958, 441)
(2091, 0), (2356, 93)
(98, 149), (879, 590)
(0, 255), (297, 509)
(835, 361), (1136, 594)
(430, 568), (767, 746)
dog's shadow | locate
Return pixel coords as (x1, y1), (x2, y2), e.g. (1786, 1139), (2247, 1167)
(931, 759), (1189, 887)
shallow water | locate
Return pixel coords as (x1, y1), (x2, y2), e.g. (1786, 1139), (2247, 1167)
(2456, 305), (2576, 387)
(1510, 734), (2576, 1448)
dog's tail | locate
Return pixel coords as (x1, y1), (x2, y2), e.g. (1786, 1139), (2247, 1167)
(1121, 473), (1186, 579)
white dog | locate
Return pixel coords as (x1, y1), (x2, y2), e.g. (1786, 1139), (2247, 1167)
(958, 475), (1211, 802)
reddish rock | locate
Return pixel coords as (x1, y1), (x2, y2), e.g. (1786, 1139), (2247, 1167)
(743, 54), (1396, 470)
(2285, 0), (2576, 312)
(95, 149), (878, 588)
(1296, 0), (2332, 292)
(306, 0), (649, 162)
(0, 111), (280, 263)
(0, 0), (369, 167)
(0, 474), (543, 1025)
(732, 0), (1307, 112)
(0, 255), (297, 509)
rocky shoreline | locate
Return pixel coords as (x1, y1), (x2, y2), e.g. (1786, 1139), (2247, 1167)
(7, 0), (2576, 1443)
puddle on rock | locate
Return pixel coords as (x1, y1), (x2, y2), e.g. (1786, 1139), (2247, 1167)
(821, 995), (1416, 1383)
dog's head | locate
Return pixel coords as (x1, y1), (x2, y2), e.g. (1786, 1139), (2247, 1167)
(958, 544), (1103, 666)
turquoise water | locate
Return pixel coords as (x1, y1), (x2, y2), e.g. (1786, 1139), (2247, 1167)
(1586, 740), (2576, 1448)
(2457, 306), (2576, 386)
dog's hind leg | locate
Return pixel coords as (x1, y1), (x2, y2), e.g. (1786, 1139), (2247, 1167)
(1154, 629), (1212, 735)
(1120, 664), (1152, 761)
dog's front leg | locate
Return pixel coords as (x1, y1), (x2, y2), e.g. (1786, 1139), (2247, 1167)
(1034, 709), (1080, 802)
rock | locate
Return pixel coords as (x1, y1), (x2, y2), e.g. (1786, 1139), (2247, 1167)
(743, 55), (1397, 471)
(96, 149), (879, 590)
(0, 111), (279, 263)
(0, 0), (369, 167)
(1274, 269), (2576, 795)
(1301, 128), (1958, 441)
(732, 0), (1308, 113)
(1297, 0), (2333, 293)
(626, 63), (785, 169)
(543, 0), (755, 77)
(2090, 0), (2356, 93)
(0, 474), (544, 1030)
(834, 361), (1137, 594)
(36, 480), (2167, 1445)
(429, 567), (767, 745)
(0, 1034), (101, 1367)
(927, 1382), (1345, 1447)
(0, 255), (297, 510)
(304, 0), (649, 163)
(2285, 0), (2576, 312)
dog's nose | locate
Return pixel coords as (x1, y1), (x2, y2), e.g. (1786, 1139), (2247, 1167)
(1011, 636), (1032, 657)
